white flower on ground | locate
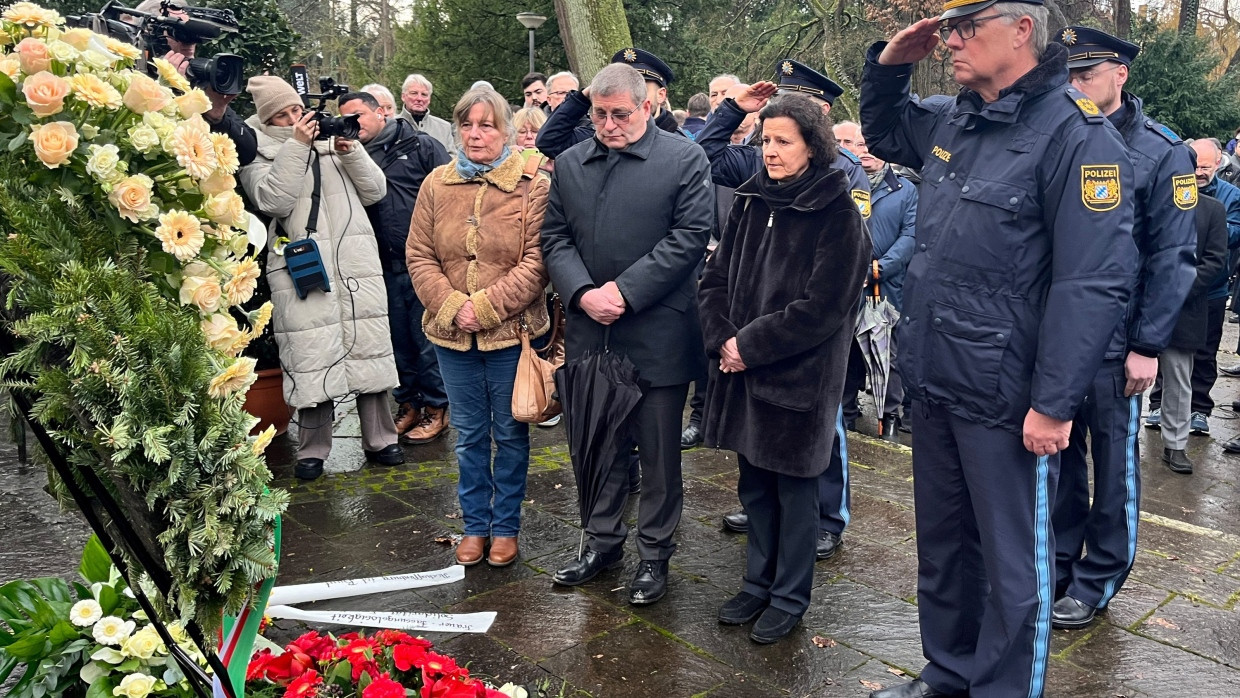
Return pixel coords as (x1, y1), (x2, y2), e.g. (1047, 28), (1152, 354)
(69, 599), (103, 627)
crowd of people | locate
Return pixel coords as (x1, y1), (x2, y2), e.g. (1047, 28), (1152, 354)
(143, 0), (1240, 693)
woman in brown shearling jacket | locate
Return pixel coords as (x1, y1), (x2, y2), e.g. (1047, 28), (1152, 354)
(407, 87), (550, 569)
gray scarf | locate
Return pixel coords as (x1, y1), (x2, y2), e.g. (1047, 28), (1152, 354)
(364, 118), (400, 159)
(868, 164), (888, 189)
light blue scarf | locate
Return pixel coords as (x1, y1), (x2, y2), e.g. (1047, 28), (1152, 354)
(455, 145), (511, 180)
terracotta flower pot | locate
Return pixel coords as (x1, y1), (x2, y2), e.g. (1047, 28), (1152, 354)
(243, 368), (291, 436)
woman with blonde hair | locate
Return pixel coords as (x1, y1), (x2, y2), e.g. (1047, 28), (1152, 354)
(407, 88), (551, 567)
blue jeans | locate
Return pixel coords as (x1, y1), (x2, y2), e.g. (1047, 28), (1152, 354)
(383, 266), (448, 409)
(434, 343), (529, 537)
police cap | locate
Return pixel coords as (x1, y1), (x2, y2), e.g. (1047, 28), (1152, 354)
(774, 59), (843, 106)
(611, 48), (674, 88)
(940, 0), (1044, 21)
(1056, 26), (1140, 69)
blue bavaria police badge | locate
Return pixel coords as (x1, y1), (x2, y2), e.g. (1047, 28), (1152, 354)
(1081, 164), (1121, 212)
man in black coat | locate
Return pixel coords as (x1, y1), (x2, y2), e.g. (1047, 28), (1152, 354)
(541, 64), (714, 606)
(339, 92), (452, 442)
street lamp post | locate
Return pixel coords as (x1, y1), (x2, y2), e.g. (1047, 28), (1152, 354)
(516, 12), (546, 75)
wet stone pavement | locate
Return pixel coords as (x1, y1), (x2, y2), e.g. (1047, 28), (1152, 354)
(6, 337), (1240, 696)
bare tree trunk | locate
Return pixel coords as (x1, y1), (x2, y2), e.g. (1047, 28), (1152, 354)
(1115, 0), (1132, 38)
(1178, 0), (1199, 34)
(552, 0), (633, 82)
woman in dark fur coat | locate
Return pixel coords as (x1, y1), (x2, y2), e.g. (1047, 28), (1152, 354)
(699, 93), (870, 643)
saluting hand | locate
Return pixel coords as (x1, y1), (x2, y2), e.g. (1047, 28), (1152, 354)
(726, 81), (778, 114)
(878, 18), (942, 66)
(1022, 409), (1071, 457)
(720, 337), (747, 373)
(1123, 352), (1158, 397)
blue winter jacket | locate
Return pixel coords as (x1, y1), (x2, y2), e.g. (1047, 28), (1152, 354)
(1201, 176), (1240, 301)
(867, 166), (917, 311)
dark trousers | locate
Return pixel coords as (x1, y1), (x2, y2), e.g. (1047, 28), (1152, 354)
(912, 402), (1057, 698)
(1149, 295), (1226, 415)
(585, 383), (688, 560)
(842, 340), (867, 423)
(818, 407), (850, 536)
(687, 378), (706, 427)
(1052, 359), (1140, 609)
(738, 455), (819, 616)
(382, 266), (448, 409)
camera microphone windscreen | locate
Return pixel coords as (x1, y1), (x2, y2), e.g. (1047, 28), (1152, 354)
(290, 64), (311, 105)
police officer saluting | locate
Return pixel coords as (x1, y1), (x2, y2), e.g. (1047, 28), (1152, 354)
(696, 60), (871, 208)
(535, 48), (685, 160)
(860, 0), (1138, 696)
(1049, 26), (1197, 632)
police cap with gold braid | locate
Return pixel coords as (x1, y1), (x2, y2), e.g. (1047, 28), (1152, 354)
(611, 48), (675, 88)
(774, 59), (844, 106)
(1055, 25), (1140, 69)
(940, 0), (1043, 21)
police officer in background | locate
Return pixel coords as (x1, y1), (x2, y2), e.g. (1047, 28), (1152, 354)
(695, 60), (870, 564)
(861, 0), (1138, 695)
(1049, 26), (1197, 631)
(535, 48), (686, 160)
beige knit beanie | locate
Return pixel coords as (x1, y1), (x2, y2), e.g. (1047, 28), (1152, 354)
(247, 76), (304, 125)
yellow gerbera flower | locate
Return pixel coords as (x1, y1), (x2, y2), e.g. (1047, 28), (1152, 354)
(151, 57), (191, 93)
(69, 73), (122, 110)
(169, 125), (217, 180)
(154, 210), (204, 262)
(251, 425), (276, 457)
(209, 133), (240, 175)
(208, 357), (257, 398)
(223, 257), (260, 306)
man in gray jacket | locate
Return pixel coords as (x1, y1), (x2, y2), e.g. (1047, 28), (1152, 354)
(542, 64), (715, 606)
(398, 74), (455, 152)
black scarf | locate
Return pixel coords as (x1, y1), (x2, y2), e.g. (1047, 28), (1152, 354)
(364, 118), (400, 159)
(754, 161), (823, 210)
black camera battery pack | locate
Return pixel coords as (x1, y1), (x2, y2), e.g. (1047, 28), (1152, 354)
(283, 239), (332, 300)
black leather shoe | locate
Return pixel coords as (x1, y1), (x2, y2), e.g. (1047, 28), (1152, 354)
(718, 591), (767, 625)
(1223, 436), (1240, 454)
(749, 607), (800, 644)
(1221, 364), (1240, 376)
(722, 511), (749, 533)
(552, 548), (623, 587)
(1163, 447), (1194, 474)
(816, 531), (842, 560)
(869, 679), (957, 698)
(1051, 595), (1097, 630)
(844, 419), (858, 433)
(629, 559), (669, 605)
(680, 423), (703, 450)
(364, 444), (405, 466)
(294, 458), (324, 481)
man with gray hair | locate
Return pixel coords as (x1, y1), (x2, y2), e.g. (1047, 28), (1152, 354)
(398, 74), (454, 151)
(708, 73), (740, 113)
(861, 0), (1138, 696)
(361, 83), (399, 118)
(545, 71), (579, 111)
(541, 63), (714, 607)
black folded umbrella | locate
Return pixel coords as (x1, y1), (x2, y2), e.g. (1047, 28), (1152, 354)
(554, 329), (643, 558)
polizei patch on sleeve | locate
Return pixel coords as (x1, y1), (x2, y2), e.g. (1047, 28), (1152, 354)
(1081, 165), (1121, 211)
(1172, 174), (1198, 210)
(851, 189), (872, 218)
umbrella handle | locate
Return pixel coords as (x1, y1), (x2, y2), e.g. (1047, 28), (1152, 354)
(603, 325), (612, 352)
(871, 261), (881, 301)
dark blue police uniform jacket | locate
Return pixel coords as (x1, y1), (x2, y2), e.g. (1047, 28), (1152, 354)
(696, 98), (871, 206)
(860, 43), (1139, 431)
(868, 166), (917, 311)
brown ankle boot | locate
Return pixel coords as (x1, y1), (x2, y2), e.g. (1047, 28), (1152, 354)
(487, 537), (518, 567)
(394, 403), (421, 435)
(455, 536), (486, 566)
(402, 406), (448, 444)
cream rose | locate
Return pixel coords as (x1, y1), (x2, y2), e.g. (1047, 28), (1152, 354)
(108, 174), (158, 222)
(175, 88), (211, 119)
(198, 170), (236, 197)
(79, 48), (113, 72)
(201, 313), (243, 353)
(122, 73), (172, 114)
(204, 191), (247, 227)
(29, 121), (79, 169)
(112, 672), (157, 698)
(126, 124), (161, 154)
(179, 273), (222, 314)
(85, 143), (125, 184)
(22, 70), (70, 117)
(15, 37), (50, 74)
(120, 626), (163, 660)
(45, 41), (79, 65)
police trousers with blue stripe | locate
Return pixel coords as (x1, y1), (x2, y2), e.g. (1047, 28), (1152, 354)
(1053, 358), (1141, 608)
(912, 401), (1057, 698)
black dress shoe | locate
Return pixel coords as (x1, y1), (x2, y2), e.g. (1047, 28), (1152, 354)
(869, 679), (957, 698)
(629, 559), (669, 605)
(1051, 595), (1097, 630)
(552, 548), (623, 586)
(722, 511), (749, 533)
(364, 444), (405, 466)
(749, 606), (800, 644)
(680, 423), (703, 450)
(880, 414), (900, 442)
(718, 591), (767, 625)
(1163, 447), (1194, 474)
(294, 458), (324, 481)
(816, 531), (842, 560)
(1223, 436), (1240, 454)
(1221, 364), (1240, 376)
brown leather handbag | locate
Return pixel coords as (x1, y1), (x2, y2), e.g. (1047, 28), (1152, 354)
(512, 295), (565, 424)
